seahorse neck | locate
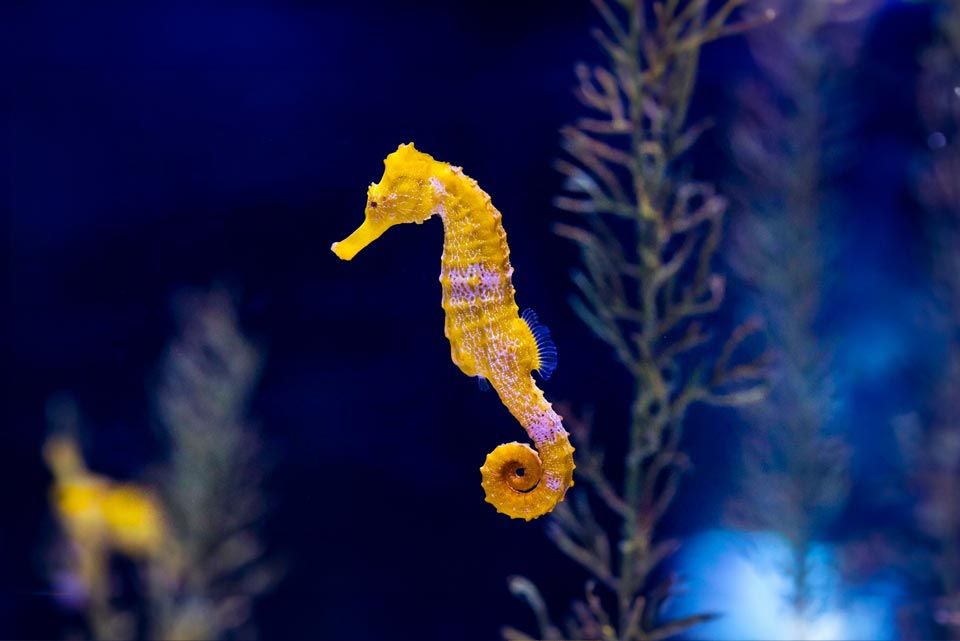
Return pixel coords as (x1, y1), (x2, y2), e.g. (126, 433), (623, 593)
(433, 168), (511, 267)
(429, 168), (477, 224)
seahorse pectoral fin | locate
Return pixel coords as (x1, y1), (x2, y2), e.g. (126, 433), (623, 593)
(521, 308), (558, 380)
(331, 218), (390, 261)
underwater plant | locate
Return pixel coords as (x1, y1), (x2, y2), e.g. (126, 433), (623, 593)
(332, 143), (574, 521)
(722, 0), (878, 629)
(44, 288), (278, 640)
(147, 288), (279, 639)
(503, 1), (772, 639)
(908, 1), (960, 636)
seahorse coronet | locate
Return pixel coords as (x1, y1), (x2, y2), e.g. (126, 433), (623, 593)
(332, 143), (576, 520)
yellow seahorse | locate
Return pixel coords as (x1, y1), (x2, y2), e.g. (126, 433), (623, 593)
(43, 433), (166, 591)
(44, 434), (166, 556)
(331, 143), (574, 520)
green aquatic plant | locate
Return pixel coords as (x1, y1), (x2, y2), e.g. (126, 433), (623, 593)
(722, 0), (878, 628)
(503, 2), (772, 640)
(45, 288), (279, 640)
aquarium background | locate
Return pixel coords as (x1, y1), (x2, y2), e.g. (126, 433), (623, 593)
(1, 0), (951, 639)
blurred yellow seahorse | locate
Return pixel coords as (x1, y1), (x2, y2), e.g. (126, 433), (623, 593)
(44, 434), (165, 580)
(331, 143), (574, 520)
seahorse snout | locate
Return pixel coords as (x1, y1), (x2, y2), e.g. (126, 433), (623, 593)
(331, 218), (389, 261)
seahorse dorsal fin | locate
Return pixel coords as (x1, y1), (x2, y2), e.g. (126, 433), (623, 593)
(477, 376), (490, 392)
(521, 308), (558, 380)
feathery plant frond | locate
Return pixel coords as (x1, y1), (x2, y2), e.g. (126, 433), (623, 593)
(44, 288), (279, 640)
(722, 0), (879, 625)
(910, 2), (960, 636)
(505, 2), (773, 640)
(148, 288), (280, 640)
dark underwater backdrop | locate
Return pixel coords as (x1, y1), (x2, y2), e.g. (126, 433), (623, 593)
(3, 0), (957, 639)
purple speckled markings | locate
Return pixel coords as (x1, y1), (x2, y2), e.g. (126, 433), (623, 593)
(478, 266), (501, 296)
(445, 263), (504, 305)
(545, 473), (563, 491)
(527, 410), (565, 445)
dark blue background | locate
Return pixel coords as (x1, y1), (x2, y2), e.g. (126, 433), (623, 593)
(1, 1), (944, 639)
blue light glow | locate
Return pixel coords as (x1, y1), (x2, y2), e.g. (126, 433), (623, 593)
(667, 530), (903, 640)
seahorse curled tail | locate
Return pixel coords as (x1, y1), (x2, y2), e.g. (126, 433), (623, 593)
(480, 374), (575, 520)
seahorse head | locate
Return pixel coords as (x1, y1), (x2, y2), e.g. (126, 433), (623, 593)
(331, 143), (441, 261)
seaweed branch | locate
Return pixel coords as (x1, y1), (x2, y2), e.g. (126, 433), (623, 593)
(148, 288), (281, 640)
(910, 2), (960, 636)
(721, 0), (879, 626)
(506, 2), (773, 639)
(44, 288), (280, 640)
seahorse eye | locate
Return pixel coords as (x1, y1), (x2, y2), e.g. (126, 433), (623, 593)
(515, 467), (526, 478)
